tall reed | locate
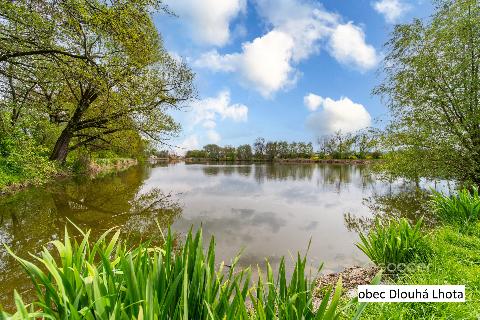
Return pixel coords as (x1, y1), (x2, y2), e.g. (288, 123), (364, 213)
(430, 186), (480, 228)
(1, 225), (374, 319)
(356, 218), (430, 271)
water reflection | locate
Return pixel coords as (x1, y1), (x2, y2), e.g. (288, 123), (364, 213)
(344, 181), (440, 233)
(0, 166), (181, 308)
(0, 162), (433, 310)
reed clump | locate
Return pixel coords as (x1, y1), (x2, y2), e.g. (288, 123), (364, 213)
(2, 224), (371, 319)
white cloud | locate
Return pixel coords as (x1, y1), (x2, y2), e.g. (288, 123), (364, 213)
(195, 50), (238, 72)
(165, 0), (246, 46)
(239, 30), (297, 96)
(254, 0), (338, 62)
(207, 129), (221, 143)
(184, 90), (248, 145)
(304, 93), (324, 111)
(195, 0), (378, 96)
(329, 23), (379, 71)
(202, 120), (217, 129)
(191, 90), (248, 126)
(373, 0), (410, 23)
(175, 134), (199, 155)
(306, 96), (372, 135)
(196, 31), (297, 97)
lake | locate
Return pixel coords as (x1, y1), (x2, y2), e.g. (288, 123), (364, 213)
(0, 162), (429, 308)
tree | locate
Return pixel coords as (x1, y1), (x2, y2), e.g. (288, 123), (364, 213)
(253, 137), (265, 159)
(185, 150), (206, 158)
(265, 141), (277, 161)
(236, 144), (252, 160)
(297, 142), (313, 159)
(1, 0), (194, 163)
(223, 145), (236, 160)
(375, 0), (480, 184)
(276, 141), (289, 159)
(203, 144), (222, 160)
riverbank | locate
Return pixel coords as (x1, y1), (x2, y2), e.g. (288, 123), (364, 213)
(184, 158), (375, 164)
(349, 223), (480, 318)
(5, 223), (478, 318)
(0, 157), (138, 196)
(86, 158), (138, 176)
(310, 222), (480, 318)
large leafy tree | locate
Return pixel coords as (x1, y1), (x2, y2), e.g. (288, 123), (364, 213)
(376, 0), (480, 184)
(0, 0), (194, 163)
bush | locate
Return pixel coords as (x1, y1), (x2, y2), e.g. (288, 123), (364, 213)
(356, 218), (430, 271)
(2, 225), (367, 319)
(0, 133), (57, 189)
(430, 187), (480, 229)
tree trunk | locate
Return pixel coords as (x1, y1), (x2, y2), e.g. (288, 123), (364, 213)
(49, 127), (72, 163)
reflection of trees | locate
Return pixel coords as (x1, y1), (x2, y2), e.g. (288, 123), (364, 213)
(0, 166), (182, 308)
(122, 188), (182, 240)
(317, 164), (352, 192)
(254, 164), (315, 183)
(236, 165), (252, 177)
(344, 184), (433, 233)
(343, 212), (373, 233)
(200, 164), (253, 177)
(197, 163), (376, 192)
(317, 164), (375, 193)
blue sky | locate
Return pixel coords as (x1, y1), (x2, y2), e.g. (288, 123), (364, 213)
(154, 0), (433, 152)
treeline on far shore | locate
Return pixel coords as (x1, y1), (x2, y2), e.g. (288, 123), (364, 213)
(184, 131), (382, 162)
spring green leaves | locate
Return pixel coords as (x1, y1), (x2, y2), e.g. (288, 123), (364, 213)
(2, 225), (372, 319)
(356, 218), (430, 271)
(431, 186), (480, 230)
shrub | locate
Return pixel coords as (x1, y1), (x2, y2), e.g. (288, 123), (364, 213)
(430, 187), (480, 228)
(356, 218), (430, 271)
(2, 225), (369, 319)
(0, 133), (57, 189)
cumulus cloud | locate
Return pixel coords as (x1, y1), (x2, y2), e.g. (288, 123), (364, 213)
(175, 134), (199, 155)
(373, 0), (411, 23)
(185, 90), (248, 144)
(206, 130), (221, 143)
(196, 31), (297, 97)
(165, 0), (246, 46)
(195, 0), (378, 97)
(304, 93), (323, 111)
(191, 90), (248, 125)
(328, 23), (379, 71)
(305, 96), (372, 135)
(254, 0), (338, 62)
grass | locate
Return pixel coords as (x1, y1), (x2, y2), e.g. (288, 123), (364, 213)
(356, 218), (430, 271)
(1, 224), (376, 319)
(349, 190), (480, 318)
(349, 224), (480, 319)
(431, 187), (480, 230)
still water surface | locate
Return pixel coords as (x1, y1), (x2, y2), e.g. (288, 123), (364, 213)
(0, 162), (428, 308)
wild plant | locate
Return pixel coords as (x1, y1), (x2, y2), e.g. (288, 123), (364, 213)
(356, 218), (430, 272)
(2, 225), (377, 319)
(430, 187), (480, 229)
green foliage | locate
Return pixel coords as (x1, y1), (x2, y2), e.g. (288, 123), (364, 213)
(356, 218), (430, 269)
(0, 131), (57, 189)
(375, 0), (480, 184)
(353, 224), (480, 319)
(3, 225), (362, 319)
(317, 130), (380, 160)
(431, 187), (480, 229)
(1, 0), (195, 164)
